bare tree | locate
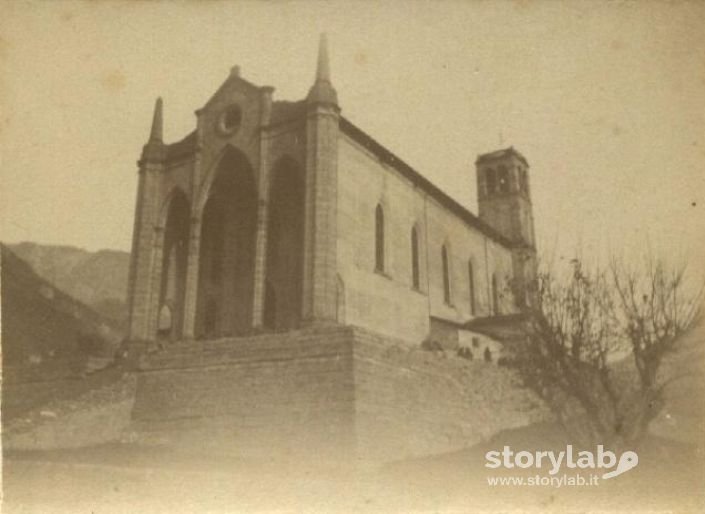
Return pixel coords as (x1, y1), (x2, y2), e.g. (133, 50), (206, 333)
(610, 256), (703, 443)
(515, 257), (702, 449)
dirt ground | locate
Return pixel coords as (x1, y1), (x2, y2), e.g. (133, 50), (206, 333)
(3, 425), (704, 514)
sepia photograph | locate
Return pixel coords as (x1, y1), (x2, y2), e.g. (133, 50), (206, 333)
(1, 1), (704, 512)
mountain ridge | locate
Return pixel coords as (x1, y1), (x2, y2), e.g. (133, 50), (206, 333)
(9, 241), (130, 327)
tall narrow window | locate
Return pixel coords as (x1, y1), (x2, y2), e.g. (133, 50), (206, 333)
(442, 245), (451, 304)
(411, 226), (420, 289)
(518, 167), (527, 193)
(468, 259), (476, 315)
(491, 273), (499, 315)
(486, 168), (496, 195)
(498, 166), (510, 193)
(375, 204), (384, 272)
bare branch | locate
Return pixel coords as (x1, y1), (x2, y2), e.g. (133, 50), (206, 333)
(514, 253), (704, 448)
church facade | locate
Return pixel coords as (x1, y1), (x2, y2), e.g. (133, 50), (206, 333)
(126, 35), (537, 347)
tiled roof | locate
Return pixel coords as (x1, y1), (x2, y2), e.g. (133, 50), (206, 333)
(463, 313), (528, 341)
(165, 131), (197, 162)
(339, 117), (515, 249)
(270, 101), (306, 126)
(476, 147), (529, 167)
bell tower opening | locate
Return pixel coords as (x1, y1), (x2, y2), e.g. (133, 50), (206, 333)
(476, 147), (534, 247)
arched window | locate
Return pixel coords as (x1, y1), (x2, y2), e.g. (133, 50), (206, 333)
(521, 167), (530, 195)
(468, 259), (476, 316)
(498, 166), (510, 194)
(485, 168), (496, 195)
(442, 245), (451, 305)
(411, 226), (420, 289)
(491, 273), (500, 315)
(375, 204), (384, 272)
(518, 167), (526, 192)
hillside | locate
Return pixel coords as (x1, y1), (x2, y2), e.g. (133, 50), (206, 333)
(650, 316), (705, 445)
(9, 242), (130, 327)
(1, 244), (124, 418)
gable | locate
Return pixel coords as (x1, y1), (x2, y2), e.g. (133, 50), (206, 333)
(196, 71), (265, 186)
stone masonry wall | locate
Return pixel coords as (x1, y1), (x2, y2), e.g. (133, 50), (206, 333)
(128, 325), (547, 465)
(350, 327), (547, 463)
(4, 373), (137, 451)
(130, 326), (357, 462)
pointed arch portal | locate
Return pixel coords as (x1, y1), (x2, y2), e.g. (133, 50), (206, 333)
(158, 189), (190, 340)
(195, 147), (257, 338)
(264, 157), (305, 330)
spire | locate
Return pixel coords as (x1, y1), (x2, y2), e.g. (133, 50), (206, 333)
(149, 97), (163, 143)
(307, 33), (338, 107)
(315, 33), (331, 83)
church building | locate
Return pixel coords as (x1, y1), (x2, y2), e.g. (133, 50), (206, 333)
(126, 35), (537, 349)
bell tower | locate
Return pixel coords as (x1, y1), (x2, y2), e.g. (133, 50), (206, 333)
(476, 147), (536, 307)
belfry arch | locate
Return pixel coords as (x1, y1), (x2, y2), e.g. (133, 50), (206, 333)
(158, 188), (190, 340)
(195, 147), (258, 338)
(263, 157), (305, 330)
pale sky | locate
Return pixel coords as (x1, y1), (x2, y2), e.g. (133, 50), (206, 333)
(1, 0), (704, 269)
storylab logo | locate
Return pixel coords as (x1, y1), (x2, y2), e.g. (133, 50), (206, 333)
(485, 445), (638, 484)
